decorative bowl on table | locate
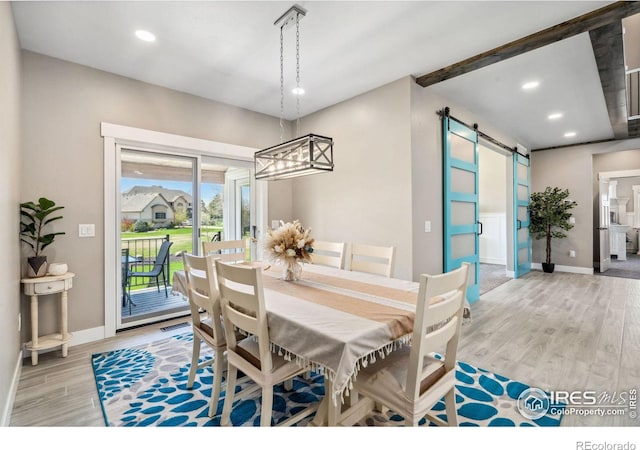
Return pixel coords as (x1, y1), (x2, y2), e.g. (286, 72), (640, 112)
(48, 263), (68, 276)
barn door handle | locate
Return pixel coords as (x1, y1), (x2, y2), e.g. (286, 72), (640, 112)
(477, 221), (483, 236)
(517, 219), (522, 230)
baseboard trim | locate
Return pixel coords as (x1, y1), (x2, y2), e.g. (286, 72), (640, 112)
(2, 350), (23, 426)
(505, 270), (515, 278)
(531, 263), (594, 275)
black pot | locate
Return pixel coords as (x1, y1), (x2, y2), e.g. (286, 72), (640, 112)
(27, 256), (48, 278)
(542, 262), (555, 273)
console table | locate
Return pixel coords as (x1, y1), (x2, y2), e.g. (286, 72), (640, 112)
(20, 272), (75, 365)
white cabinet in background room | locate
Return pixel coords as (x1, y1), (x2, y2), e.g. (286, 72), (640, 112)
(479, 213), (506, 265)
(610, 224), (630, 261)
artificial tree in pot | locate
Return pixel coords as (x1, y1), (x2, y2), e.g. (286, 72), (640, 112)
(20, 197), (65, 277)
(529, 186), (577, 273)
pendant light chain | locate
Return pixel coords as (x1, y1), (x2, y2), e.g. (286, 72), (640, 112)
(254, 5), (334, 181)
(279, 24), (285, 144)
(295, 13), (301, 138)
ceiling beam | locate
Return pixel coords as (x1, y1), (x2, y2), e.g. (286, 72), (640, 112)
(589, 21), (628, 140)
(415, 1), (640, 87)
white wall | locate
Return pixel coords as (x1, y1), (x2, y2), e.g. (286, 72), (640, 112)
(410, 82), (519, 279)
(20, 51), (288, 341)
(479, 145), (507, 214)
(0, 2), (23, 425)
(293, 77), (413, 280)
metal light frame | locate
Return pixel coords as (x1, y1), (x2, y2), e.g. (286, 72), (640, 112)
(255, 133), (333, 180)
(254, 4), (334, 181)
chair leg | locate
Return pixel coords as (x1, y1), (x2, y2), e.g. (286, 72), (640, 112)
(444, 388), (458, 426)
(187, 337), (200, 389)
(209, 350), (225, 417)
(221, 365), (238, 426)
(284, 378), (293, 391)
(260, 386), (273, 427)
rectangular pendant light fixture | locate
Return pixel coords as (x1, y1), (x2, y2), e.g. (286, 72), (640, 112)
(255, 133), (333, 181)
(254, 4), (334, 181)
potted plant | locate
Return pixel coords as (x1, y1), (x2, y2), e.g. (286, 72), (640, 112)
(529, 187), (577, 273)
(20, 197), (65, 277)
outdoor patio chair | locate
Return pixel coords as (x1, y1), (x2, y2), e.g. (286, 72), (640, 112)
(129, 240), (174, 297)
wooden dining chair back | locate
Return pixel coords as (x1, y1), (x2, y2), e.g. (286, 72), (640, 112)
(129, 240), (173, 297)
(182, 252), (226, 417)
(348, 243), (395, 277)
(311, 240), (345, 269)
(215, 260), (317, 426)
(202, 238), (247, 264)
(341, 262), (470, 427)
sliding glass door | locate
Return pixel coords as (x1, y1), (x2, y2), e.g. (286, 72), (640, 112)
(118, 151), (256, 330)
(199, 157), (255, 258)
(119, 149), (197, 329)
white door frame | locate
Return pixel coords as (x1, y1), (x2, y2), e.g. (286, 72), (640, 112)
(102, 123), (268, 337)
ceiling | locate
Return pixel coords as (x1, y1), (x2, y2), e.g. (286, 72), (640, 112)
(11, 1), (621, 150)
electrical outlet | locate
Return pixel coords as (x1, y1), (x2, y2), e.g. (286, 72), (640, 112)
(569, 216), (575, 224)
(424, 221), (431, 233)
(18, 313), (21, 331)
(569, 250), (576, 258)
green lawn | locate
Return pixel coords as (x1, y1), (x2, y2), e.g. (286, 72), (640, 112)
(123, 226), (222, 291)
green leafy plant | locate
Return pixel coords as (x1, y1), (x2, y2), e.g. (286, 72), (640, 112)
(529, 187), (577, 265)
(20, 197), (65, 257)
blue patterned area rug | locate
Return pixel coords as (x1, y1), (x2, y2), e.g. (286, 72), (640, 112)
(91, 332), (563, 427)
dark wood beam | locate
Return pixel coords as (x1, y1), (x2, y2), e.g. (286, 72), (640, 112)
(589, 21), (628, 139)
(415, 1), (640, 87)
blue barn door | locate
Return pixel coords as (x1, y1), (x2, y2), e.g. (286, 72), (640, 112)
(443, 114), (480, 303)
(513, 153), (531, 277)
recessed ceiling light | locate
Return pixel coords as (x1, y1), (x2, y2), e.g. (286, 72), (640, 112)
(135, 30), (156, 42)
(521, 81), (539, 90)
(292, 87), (305, 96)
(564, 131), (577, 138)
(548, 112), (563, 120)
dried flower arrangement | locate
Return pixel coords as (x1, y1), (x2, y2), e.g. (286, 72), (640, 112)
(264, 220), (314, 262)
(264, 220), (314, 280)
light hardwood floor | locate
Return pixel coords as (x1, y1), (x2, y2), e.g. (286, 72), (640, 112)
(10, 270), (640, 426)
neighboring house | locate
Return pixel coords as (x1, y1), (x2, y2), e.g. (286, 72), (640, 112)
(123, 186), (193, 219)
(121, 186), (193, 228)
(121, 192), (174, 227)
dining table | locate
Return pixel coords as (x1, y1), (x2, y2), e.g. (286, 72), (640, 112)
(172, 260), (471, 426)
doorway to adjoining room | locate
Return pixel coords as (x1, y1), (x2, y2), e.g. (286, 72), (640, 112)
(594, 167), (640, 280)
(478, 145), (511, 295)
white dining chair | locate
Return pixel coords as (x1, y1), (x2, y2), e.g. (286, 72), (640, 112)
(348, 243), (396, 277)
(339, 262), (470, 427)
(202, 238), (248, 263)
(216, 260), (318, 426)
(311, 240), (345, 269)
(181, 253), (230, 417)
